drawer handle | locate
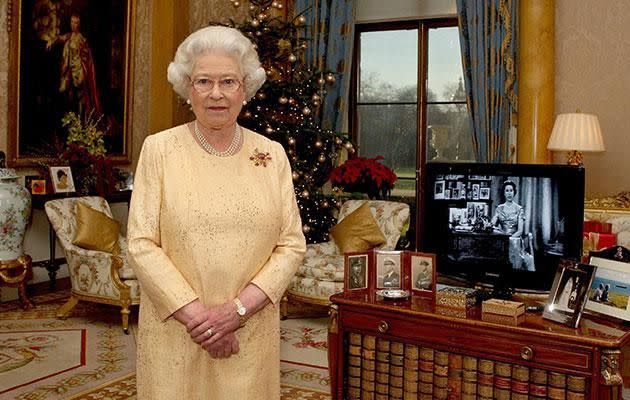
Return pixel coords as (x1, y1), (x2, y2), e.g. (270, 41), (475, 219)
(378, 321), (389, 333)
(521, 346), (534, 360)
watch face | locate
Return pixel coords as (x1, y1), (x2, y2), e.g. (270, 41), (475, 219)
(237, 307), (246, 316)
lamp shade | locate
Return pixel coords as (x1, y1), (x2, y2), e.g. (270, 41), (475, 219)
(547, 113), (605, 152)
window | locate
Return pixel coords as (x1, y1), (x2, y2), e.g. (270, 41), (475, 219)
(351, 20), (474, 200)
(351, 19), (474, 248)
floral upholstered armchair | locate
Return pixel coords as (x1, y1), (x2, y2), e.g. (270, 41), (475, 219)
(282, 200), (410, 317)
(45, 197), (140, 333)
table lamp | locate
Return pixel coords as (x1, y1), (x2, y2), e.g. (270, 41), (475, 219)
(547, 113), (605, 166)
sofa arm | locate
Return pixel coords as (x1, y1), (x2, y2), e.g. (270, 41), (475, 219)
(64, 248), (131, 298)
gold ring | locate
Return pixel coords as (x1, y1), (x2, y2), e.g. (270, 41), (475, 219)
(207, 328), (214, 337)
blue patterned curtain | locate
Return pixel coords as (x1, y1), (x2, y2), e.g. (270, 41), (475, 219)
(456, 0), (518, 163)
(295, 0), (355, 132)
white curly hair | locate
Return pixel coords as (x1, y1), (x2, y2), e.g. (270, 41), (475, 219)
(167, 26), (266, 100)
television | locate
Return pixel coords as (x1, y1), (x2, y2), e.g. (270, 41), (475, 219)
(421, 162), (585, 293)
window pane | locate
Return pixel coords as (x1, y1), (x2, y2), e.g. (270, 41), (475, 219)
(358, 104), (417, 196)
(426, 104), (475, 162)
(427, 27), (465, 102)
(359, 30), (418, 103)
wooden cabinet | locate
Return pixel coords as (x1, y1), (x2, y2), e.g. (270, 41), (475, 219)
(328, 292), (630, 399)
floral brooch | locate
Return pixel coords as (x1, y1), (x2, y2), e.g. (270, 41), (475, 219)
(250, 148), (272, 167)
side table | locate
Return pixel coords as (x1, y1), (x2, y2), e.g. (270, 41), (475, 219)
(0, 255), (34, 309)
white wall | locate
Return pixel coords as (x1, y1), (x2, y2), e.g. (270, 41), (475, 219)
(356, 0), (456, 23)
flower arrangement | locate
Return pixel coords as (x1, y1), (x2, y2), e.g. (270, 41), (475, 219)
(329, 156), (397, 199)
(57, 111), (113, 195)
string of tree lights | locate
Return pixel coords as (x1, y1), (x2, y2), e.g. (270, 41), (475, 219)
(224, 0), (355, 243)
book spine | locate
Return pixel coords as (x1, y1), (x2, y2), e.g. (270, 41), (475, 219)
(375, 338), (390, 400)
(346, 333), (363, 400)
(529, 368), (548, 399)
(389, 341), (405, 400)
(566, 375), (587, 399)
(403, 344), (419, 399)
(510, 365), (529, 400)
(447, 353), (463, 399)
(477, 359), (494, 400)
(461, 355), (478, 400)
(548, 371), (567, 400)
(419, 347), (434, 399)
(493, 361), (512, 400)
(362, 335), (377, 400)
(433, 350), (449, 400)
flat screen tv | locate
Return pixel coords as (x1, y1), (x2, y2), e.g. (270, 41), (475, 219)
(422, 162), (585, 293)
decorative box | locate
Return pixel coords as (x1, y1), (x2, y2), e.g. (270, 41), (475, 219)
(481, 298), (525, 317)
(481, 312), (524, 326)
(436, 287), (478, 309)
(583, 220), (613, 234)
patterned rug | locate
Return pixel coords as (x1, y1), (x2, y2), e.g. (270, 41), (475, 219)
(0, 292), (331, 399)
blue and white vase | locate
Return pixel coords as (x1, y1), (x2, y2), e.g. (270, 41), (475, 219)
(0, 163), (32, 261)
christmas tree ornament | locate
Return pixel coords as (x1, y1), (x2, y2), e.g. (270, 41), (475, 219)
(301, 190), (310, 198)
(265, 126), (274, 134)
(258, 13), (267, 20)
(321, 200), (329, 208)
(302, 106), (311, 115)
(318, 154), (326, 162)
(313, 101), (320, 107)
(292, 171), (299, 180)
(288, 137), (296, 145)
(297, 15), (306, 24)
(315, 140), (322, 148)
(251, 19), (260, 27)
(326, 73), (336, 83)
(312, 94), (321, 102)
(317, 77), (326, 85)
(278, 96), (288, 104)
(249, 4), (256, 10)
(288, 54), (297, 62)
(233, 1), (240, 7)
(335, 137), (343, 145)
(302, 225), (311, 233)
(288, 98), (296, 104)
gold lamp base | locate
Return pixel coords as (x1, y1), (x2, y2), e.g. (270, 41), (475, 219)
(566, 150), (583, 166)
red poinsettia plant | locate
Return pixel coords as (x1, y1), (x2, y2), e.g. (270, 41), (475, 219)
(329, 156), (397, 199)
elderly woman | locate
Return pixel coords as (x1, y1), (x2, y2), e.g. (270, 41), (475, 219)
(127, 26), (306, 399)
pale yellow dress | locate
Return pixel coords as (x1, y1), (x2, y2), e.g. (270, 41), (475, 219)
(127, 124), (306, 399)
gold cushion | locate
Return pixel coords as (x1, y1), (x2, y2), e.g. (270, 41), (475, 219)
(72, 202), (121, 254)
(330, 202), (386, 253)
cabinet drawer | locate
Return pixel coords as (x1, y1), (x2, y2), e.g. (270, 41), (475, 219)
(341, 309), (592, 373)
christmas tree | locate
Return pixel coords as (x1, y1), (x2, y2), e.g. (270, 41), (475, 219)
(225, 0), (354, 243)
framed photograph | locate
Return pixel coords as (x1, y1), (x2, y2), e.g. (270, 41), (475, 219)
(472, 184), (480, 200)
(344, 252), (371, 293)
(375, 250), (404, 290)
(407, 252), (436, 298)
(444, 189), (451, 200)
(6, 0), (136, 166)
(479, 187), (490, 200)
(49, 166), (75, 193)
(30, 179), (47, 195)
(434, 181), (445, 199)
(584, 256), (630, 321)
(544, 259), (596, 328)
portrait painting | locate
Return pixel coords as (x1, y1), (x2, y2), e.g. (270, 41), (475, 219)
(585, 257), (630, 322)
(7, 0), (135, 166)
(49, 166), (75, 193)
(375, 250), (403, 290)
(344, 253), (370, 292)
(409, 252), (436, 298)
(544, 259), (595, 328)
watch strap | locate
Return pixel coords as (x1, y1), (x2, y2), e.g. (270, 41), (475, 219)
(233, 298), (247, 327)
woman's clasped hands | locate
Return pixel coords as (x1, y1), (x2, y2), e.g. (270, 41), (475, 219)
(187, 301), (241, 359)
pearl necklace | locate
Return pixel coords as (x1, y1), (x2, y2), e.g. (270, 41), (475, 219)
(194, 121), (242, 157)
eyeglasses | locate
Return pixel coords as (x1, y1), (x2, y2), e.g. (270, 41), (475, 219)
(190, 77), (242, 94)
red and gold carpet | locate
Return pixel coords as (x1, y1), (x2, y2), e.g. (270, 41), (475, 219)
(0, 292), (331, 399)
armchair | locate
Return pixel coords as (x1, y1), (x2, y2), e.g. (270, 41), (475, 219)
(282, 200), (410, 317)
(45, 196), (140, 333)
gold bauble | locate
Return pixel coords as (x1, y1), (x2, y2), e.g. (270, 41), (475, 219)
(265, 126), (274, 134)
(335, 137), (342, 145)
(278, 96), (288, 104)
(313, 101), (320, 107)
(317, 78), (326, 85)
(232, 1), (240, 7)
(321, 200), (329, 208)
(344, 142), (353, 149)
(249, 4), (256, 10)
(315, 140), (322, 148)
(258, 13), (267, 20)
(318, 154), (326, 162)
(272, 1), (279, 7)
(297, 15), (306, 24)
(292, 171), (299, 180)
(251, 19), (260, 27)
(255, 31), (262, 36)
(277, 3), (283, 9)
(301, 190), (310, 198)
(326, 73), (336, 83)
(302, 225), (311, 233)
(302, 106), (311, 115)
(312, 94), (321, 102)
(288, 98), (296, 105)
(288, 54), (297, 62)
(288, 137), (296, 145)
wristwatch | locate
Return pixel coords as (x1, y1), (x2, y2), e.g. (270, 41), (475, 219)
(233, 298), (248, 327)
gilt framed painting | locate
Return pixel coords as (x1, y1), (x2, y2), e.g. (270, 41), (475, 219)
(6, 0), (136, 166)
